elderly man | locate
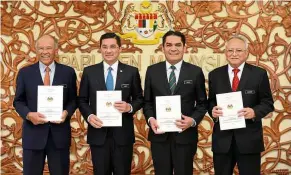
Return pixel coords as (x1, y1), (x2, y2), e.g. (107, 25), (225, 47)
(208, 35), (274, 175)
(14, 35), (77, 175)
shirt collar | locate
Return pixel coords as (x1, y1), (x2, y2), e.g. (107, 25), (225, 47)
(103, 60), (119, 72)
(39, 61), (55, 73)
(166, 60), (183, 71)
(228, 62), (245, 73)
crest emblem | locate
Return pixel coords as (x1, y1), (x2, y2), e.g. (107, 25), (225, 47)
(120, 1), (172, 45)
(106, 102), (112, 107)
(47, 97), (53, 102)
(135, 13), (158, 38)
(227, 104), (233, 109)
(165, 107), (171, 112)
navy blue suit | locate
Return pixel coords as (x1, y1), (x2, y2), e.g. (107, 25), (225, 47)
(14, 62), (77, 175)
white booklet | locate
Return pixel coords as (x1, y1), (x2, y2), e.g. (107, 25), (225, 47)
(156, 95), (182, 132)
(37, 86), (63, 121)
(216, 91), (246, 130)
(97, 91), (122, 127)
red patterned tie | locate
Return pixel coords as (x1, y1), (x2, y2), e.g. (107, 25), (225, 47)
(232, 68), (240, 91)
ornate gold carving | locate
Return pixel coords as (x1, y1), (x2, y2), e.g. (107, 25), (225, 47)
(1, 1), (290, 174)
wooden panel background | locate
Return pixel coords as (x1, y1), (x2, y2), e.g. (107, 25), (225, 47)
(1, 1), (291, 174)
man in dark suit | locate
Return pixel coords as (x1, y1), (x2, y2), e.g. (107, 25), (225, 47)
(78, 33), (143, 175)
(208, 35), (274, 175)
(143, 31), (208, 175)
(13, 35), (77, 175)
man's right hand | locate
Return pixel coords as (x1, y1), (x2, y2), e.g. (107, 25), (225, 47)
(212, 106), (223, 118)
(149, 117), (164, 134)
(88, 115), (103, 128)
(27, 112), (47, 125)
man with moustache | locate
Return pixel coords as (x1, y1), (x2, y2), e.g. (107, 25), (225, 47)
(14, 35), (77, 175)
(208, 35), (274, 175)
(143, 31), (208, 175)
(78, 33), (143, 175)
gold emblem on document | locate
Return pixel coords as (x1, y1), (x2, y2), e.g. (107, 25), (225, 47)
(106, 102), (112, 107)
(47, 97), (53, 102)
(165, 107), (171, 112)
(227, 104), (233, 109)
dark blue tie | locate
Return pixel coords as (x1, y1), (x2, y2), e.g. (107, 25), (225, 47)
(106, 67), (113, 90)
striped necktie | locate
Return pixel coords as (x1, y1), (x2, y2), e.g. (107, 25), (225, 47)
(169, 65), (176, 94)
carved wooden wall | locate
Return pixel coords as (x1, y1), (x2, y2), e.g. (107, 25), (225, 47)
(1, 1), (290, 174)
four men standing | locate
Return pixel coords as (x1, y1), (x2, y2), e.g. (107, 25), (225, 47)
(13, 32), (274, 175)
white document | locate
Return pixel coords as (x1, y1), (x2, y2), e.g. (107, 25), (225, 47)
(156, 95), (182, 132)
(97, 91), (122, 127)
(37, 86), (63, 121)
(216, 91), (246, 130)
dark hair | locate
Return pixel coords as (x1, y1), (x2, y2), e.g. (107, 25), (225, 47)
(100, 33), (121, 47)
(162, 31), (186, 46)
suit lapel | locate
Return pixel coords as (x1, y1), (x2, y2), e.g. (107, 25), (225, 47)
(223, 65), (233, 92)
(115, 62), (124, 90)
(174, 61), (186, 94)
(237, 63), (250, 91)
(97, 63), (107, 90)
(160, 62), (171, 95)
(52, 62), (60, 85)
(34, 62), (45, 85)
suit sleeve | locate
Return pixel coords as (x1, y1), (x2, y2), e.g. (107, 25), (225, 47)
(191, 68), (208, 125)
(64, 68), (77, 117)
(13, 69), (31, 120)
(130, 68), (144, 113)
(207, 71), (216, 120)
(253, 70), (274, 120)
(143, 67), (154, 124)
(78, 68), (94, 121)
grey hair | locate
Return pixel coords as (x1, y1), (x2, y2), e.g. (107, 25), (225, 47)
(35, 35), (58, 49)
(225, 35), (248, 49)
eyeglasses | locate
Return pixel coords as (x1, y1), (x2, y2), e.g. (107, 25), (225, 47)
(226, 48), (246, 55)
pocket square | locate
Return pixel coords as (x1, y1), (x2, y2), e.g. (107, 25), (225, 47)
(245, 90), (255, 94)
(121, 84), (130, 88)
(184, 80), (193, 84)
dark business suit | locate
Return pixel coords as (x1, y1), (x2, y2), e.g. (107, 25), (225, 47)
(78, 61), (143, 175)
(144, 61), (208, 175)
(13, 62), (77, 175)
(208, 63), (274, 175)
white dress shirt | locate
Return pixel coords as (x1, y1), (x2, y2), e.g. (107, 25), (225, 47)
(228, 62), (245, 87)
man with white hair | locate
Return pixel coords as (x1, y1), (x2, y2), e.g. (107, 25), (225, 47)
(14, 35), (77, 175)
(208, 35), (274, 175)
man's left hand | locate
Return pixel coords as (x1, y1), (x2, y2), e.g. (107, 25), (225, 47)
(238, 108), (255, 119)
(114, 101), (131, 113)
(175, 115), (194, 132)
(51, 110), (68, 124)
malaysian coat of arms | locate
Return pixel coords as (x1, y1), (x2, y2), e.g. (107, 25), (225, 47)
(120, 0), (173, 45)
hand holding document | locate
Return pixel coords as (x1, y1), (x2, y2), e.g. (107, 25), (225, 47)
(37, 86), (63, 121)
(216, 91), (246, 130)
(97, 91), (122, 127)
(156, 95), (182, 132)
